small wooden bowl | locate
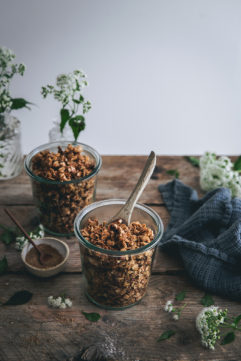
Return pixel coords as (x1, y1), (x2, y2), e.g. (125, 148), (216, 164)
(21, 237), (69, 278)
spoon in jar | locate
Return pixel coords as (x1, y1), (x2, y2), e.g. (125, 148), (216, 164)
(107, 151), (156, 226)
(4, 208), (53, 266)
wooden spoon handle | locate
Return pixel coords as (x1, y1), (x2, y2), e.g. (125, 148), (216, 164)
(122, 151), (156, 224)
(107, 151), (156, 225)
(4, 208), (40, 253)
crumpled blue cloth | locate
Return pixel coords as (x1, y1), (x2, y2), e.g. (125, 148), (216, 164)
(158, 180), (241, 301)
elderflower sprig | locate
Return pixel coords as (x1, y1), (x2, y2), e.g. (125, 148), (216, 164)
(164, 299), (187, 321)
(200, 152), (241, 198)
(48, 295), (72, 309)
(41, 69), (91, 141)
(15, 224), (44, 251)
(0, 46), (32, 114)
(196, 306), (227, 350)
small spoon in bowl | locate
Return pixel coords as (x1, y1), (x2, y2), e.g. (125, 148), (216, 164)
(4, 208), (53, 266)
(107, 151), (156, 226)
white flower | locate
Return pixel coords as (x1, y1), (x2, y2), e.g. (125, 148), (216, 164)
(55, 297), (62, 307)
(47, 295), (72, 309)
(173, 314), (179, 321)
(15, 224), (45, 251)
(59, 303), (67, 309)
(47, 296), (54, 305)
(196, 306), (227, 350)
(65, 298), (73, 308)
(200, 152), (241, 198)
(164, 300), (173, 312)
(0, 46), (26, 112)
(15, 236), (28, 251)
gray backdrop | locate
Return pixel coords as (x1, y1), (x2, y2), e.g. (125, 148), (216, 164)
(1, 0), (240, 155)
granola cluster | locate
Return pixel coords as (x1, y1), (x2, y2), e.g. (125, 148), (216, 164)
(80, 218), (155, 308)
(31, 144), (96, 234)
(32, 144), (94, 181)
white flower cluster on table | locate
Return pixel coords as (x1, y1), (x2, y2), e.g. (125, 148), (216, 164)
(196, 306), (227, 350)
(48, 295), (72, 309)
(15, 224), (44, 251)
(200, 152), (241, 198)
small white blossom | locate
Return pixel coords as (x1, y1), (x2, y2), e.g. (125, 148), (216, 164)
(15, 224), (44, 251)
(59, 303), (67, 309)
(65, 298), (73, 308)
(173, 314), (179, 321)
(47, 295), (73, 309)
(55, 297), (62, 307)
(164, 300), (173, 312)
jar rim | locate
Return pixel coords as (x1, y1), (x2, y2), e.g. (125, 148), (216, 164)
(24, 140), (102, 185)
(74, 199), (164, 256)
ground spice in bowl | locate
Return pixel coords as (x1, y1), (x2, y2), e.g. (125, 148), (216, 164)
(25, 244), (64, 269)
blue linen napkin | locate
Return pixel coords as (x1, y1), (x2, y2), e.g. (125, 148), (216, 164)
(158, 179), (241, 301)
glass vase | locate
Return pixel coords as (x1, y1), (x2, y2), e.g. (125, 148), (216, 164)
(0, 113), (23, 180)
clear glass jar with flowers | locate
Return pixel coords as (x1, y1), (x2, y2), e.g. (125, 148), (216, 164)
(0, 46), (31, 179)
(41, 70), (91, 142)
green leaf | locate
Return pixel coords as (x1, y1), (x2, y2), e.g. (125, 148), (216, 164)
(11, 98), (33, 110)
(157, 330), (175, 342)
(166, 169), (179, 178)
(233, 156), (241, 172)
(60, 108), (70, 133)
(0, 224), (16, 245)
(73, 95), (84, 104)
(175, 291), (186, 301)
(0, 256), (8, 275)
(82, 311), (101, 322)
(2, 290), (33, 306)
(185, 156), (200, 168)
(69, 115), (85, 141)
(75, 79), (80, 91)
(200, 293), (214, 307)
(221, 331), (235, 345)
(234, 314), (241, 326)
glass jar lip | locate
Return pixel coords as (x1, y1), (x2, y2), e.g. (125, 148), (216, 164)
(74, 199), (164, 256)
(24, 140), (102, 185)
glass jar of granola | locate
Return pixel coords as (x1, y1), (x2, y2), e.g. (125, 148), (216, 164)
(25, 141), (102, 236)
(74, 199), (163, 310)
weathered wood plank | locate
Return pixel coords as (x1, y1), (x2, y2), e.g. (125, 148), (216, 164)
(0, 273), (240, 361)
(0, 156), (203, 205)
(0, 205), (182, 274)
(1, 155), (240, 361)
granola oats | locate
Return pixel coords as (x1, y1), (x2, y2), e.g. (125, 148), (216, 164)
(31, 144), (96, 234)
(80, 218), (155, 308)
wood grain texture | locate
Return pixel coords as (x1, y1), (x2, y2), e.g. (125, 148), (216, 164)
(0, 155), (240, 361)
(0, 155), (203, 205)
(0, 274), (240, 361)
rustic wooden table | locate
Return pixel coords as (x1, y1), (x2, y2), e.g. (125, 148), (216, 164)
(0, 156), (240, 361)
